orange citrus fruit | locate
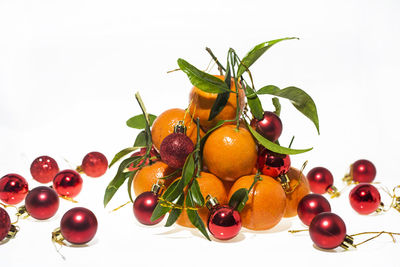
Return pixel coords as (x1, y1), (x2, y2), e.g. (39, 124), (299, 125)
(133, 161), (176, 196)
(189, 75), (245, 131)
(228, 174), (286, 230)
(283, 167), (310, 218)
(203, 125), (257, 182)
(176, 172), (227, 228)
(151, 108), (203, 152)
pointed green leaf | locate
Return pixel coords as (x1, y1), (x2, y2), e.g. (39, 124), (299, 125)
(247, 122), (312, 155)
(237, 37), (299, 77)
(165, 194), (185, 227)
(126, 114), (157, 129)
(177, 58), (230, 94)
(245, 86), (264, 120)
(133, 131), (148, 147)
(109, 147), (142, 168)
(257, 85), (319, 134)
(207, 68), (232, 121)
(127, 170), (137, 203)
(228, 188), (249, 212)
(150, 179), (181, 222)
(272, 97), (281, 116)
(186, 191), (211, 241)
(190, 179), (204, 207)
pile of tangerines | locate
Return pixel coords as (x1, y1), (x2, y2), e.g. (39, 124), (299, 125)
(105, 38), (318, 240)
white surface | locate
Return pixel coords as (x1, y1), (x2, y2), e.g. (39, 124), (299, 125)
(1, 0), (400, 266)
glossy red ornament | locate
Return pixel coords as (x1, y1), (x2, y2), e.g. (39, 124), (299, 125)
(30, 156), (60, 183)
(351, 159), (376, 183)
(53, 170), (83, 198)
(81, 152), (108, 178)
(349, 184), (381, 215)
(128, 147), (159, 171)
(207, 205), (241, 240)
(307, 167), (334, 194)
(60, 207), (98, 244)
(309, 212), (347, 249)
(160, 133), (194, 169)
(133, 191), (163, 225)
(297, 194), (331, 226)
(25, 186), (59, 220)
(0, 174), (29, 205)
(0, 207), (11, 242)
(257, 148), (290, 178)
(250, 111), (283, 142)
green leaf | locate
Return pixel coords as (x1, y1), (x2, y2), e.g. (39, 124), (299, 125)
(208, 68), (232, 121)
(186, 191), (211, 241)
(190, 179), (204, 207)
(127, 170), (137, 203)
(109, 147), (142, 168)
(165, 194), (185, 227)
(272, 97), (281, 116)
(257, 85), (319, 134)
(245, 86), (264, 120)
(247, 123), (313, 155)
(177, 58), (230, 94)
(150, 179), (181, 222)
(104, 156), (141, 207)
(126, 114), (157, 129)
(237, 37), (299, 77)
(133, 131), (148, 147)
(228, 188), (249, 212)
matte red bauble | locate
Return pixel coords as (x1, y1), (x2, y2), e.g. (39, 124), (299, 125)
(0, 174), (29, 205)
(207, 205), (241, 240)
(0, 207), (11, 242)
(25, 186), (59, 220)
(349, 184), (381, 215)
(250, 111), (283, 142)
(351, 159), (376, 183)
(53, 170), (83, 198)
(30, 156), (59, 183)
(60, 207), (98, 244)
(306, 167), (334, 194)
(309, 212), (347, 249)
(133, 191), (163, 225)
(81, 152), (108, 178)
(160, 133), (194, 169)
(257, 148), (291, 178)
(297, 194), (331, 226)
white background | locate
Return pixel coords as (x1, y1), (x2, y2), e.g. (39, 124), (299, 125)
(1, 0), (400, 266)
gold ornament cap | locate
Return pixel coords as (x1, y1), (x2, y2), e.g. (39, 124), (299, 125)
(174, 120), (187, 134)
(327, 185), (341, 198)
(340, 235), (355, 249)
(205, 195), (219, 210)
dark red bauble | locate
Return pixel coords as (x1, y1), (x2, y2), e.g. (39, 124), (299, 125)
(257, 148), (291, 178)
(309, 212), (347, 250)
(160, 133), (194, 169)
(349, 184), (381, 215)
(297, 194), (331, 226)
(0, 207), (11, 242)
(60, 207), (98, 244)
(351, 159), (376, 183)
(30, 156), (60, 184)
(53, 170), (83, 198)
(128, 147), (159, 171)
(207, 205), (241, 240)
(81, 152), (108, 178)
(25, 186), (59, 220)
(307, 167), (334, 194)
(0, 174), (29, 205)
(133, 191), (163, 225)
(250, 111), (283, 142)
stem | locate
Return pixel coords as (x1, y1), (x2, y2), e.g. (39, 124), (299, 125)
(228, 49), (241, 130)
(288, 136), (295, 148)
(248, 173), (262, 192)
(205, 47), (226, 74)
(195, 118), (201, 178)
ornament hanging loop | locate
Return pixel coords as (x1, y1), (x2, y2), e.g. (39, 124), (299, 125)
(327, 185), (341, 198)
(350, 231), (400, 247)
(51, 227), (66, 247)
(174, 120), (187, 134)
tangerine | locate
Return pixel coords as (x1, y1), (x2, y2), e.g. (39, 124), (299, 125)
(176, 172), (227, 228)
(283, 167), (310, 218)
(189, 75), (245, 131)
(151, 108), (203, 152)
(133, 161), (176, 196)
(203, 125), (257, 182)
(228, 174), (286, 230)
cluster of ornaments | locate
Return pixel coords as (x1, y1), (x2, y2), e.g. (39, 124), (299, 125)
(0, 152), (107, 246)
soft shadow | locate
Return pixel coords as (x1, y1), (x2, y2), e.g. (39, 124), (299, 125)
(65, 237), (99, 248)
(241, 219), (292, 234)
(155, 227), (185, 236)
(0, 238), (10, 246)
(211, 232), (246, 243)
(312, 244), (345, 253)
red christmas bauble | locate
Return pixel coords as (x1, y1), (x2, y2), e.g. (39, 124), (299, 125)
(30, 156), (60, 184)
(0, 174), (29, 205)
(257, 148), (290, 178)
(309, 212), (347, 250)
(128, 147), (159, 171)
(81, 152), (108, 178)
(25, 186), (59, 220)
(0, 207), (11, 242)
(349, 184), (381, 215)
(53, 170), (83, 198)
(133, 191), (163, 225)
(60, 207), (98, 244)
(297, 194), (331, 226)
(351, 159), (376, 183)
(207, 205), (241, 240)
(307, 167), (334, 194)
(250, 111), (283, 142)
(160, 133), (194, 169)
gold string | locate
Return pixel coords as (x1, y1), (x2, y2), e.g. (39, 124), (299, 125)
(284, 161), (308, 194)
(59, 195), (78, 203)
(288, 229), (309, 234)
(110, 201), (132, 213)
(350, 231), (400, 247)
(158, 197), (200, 211)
